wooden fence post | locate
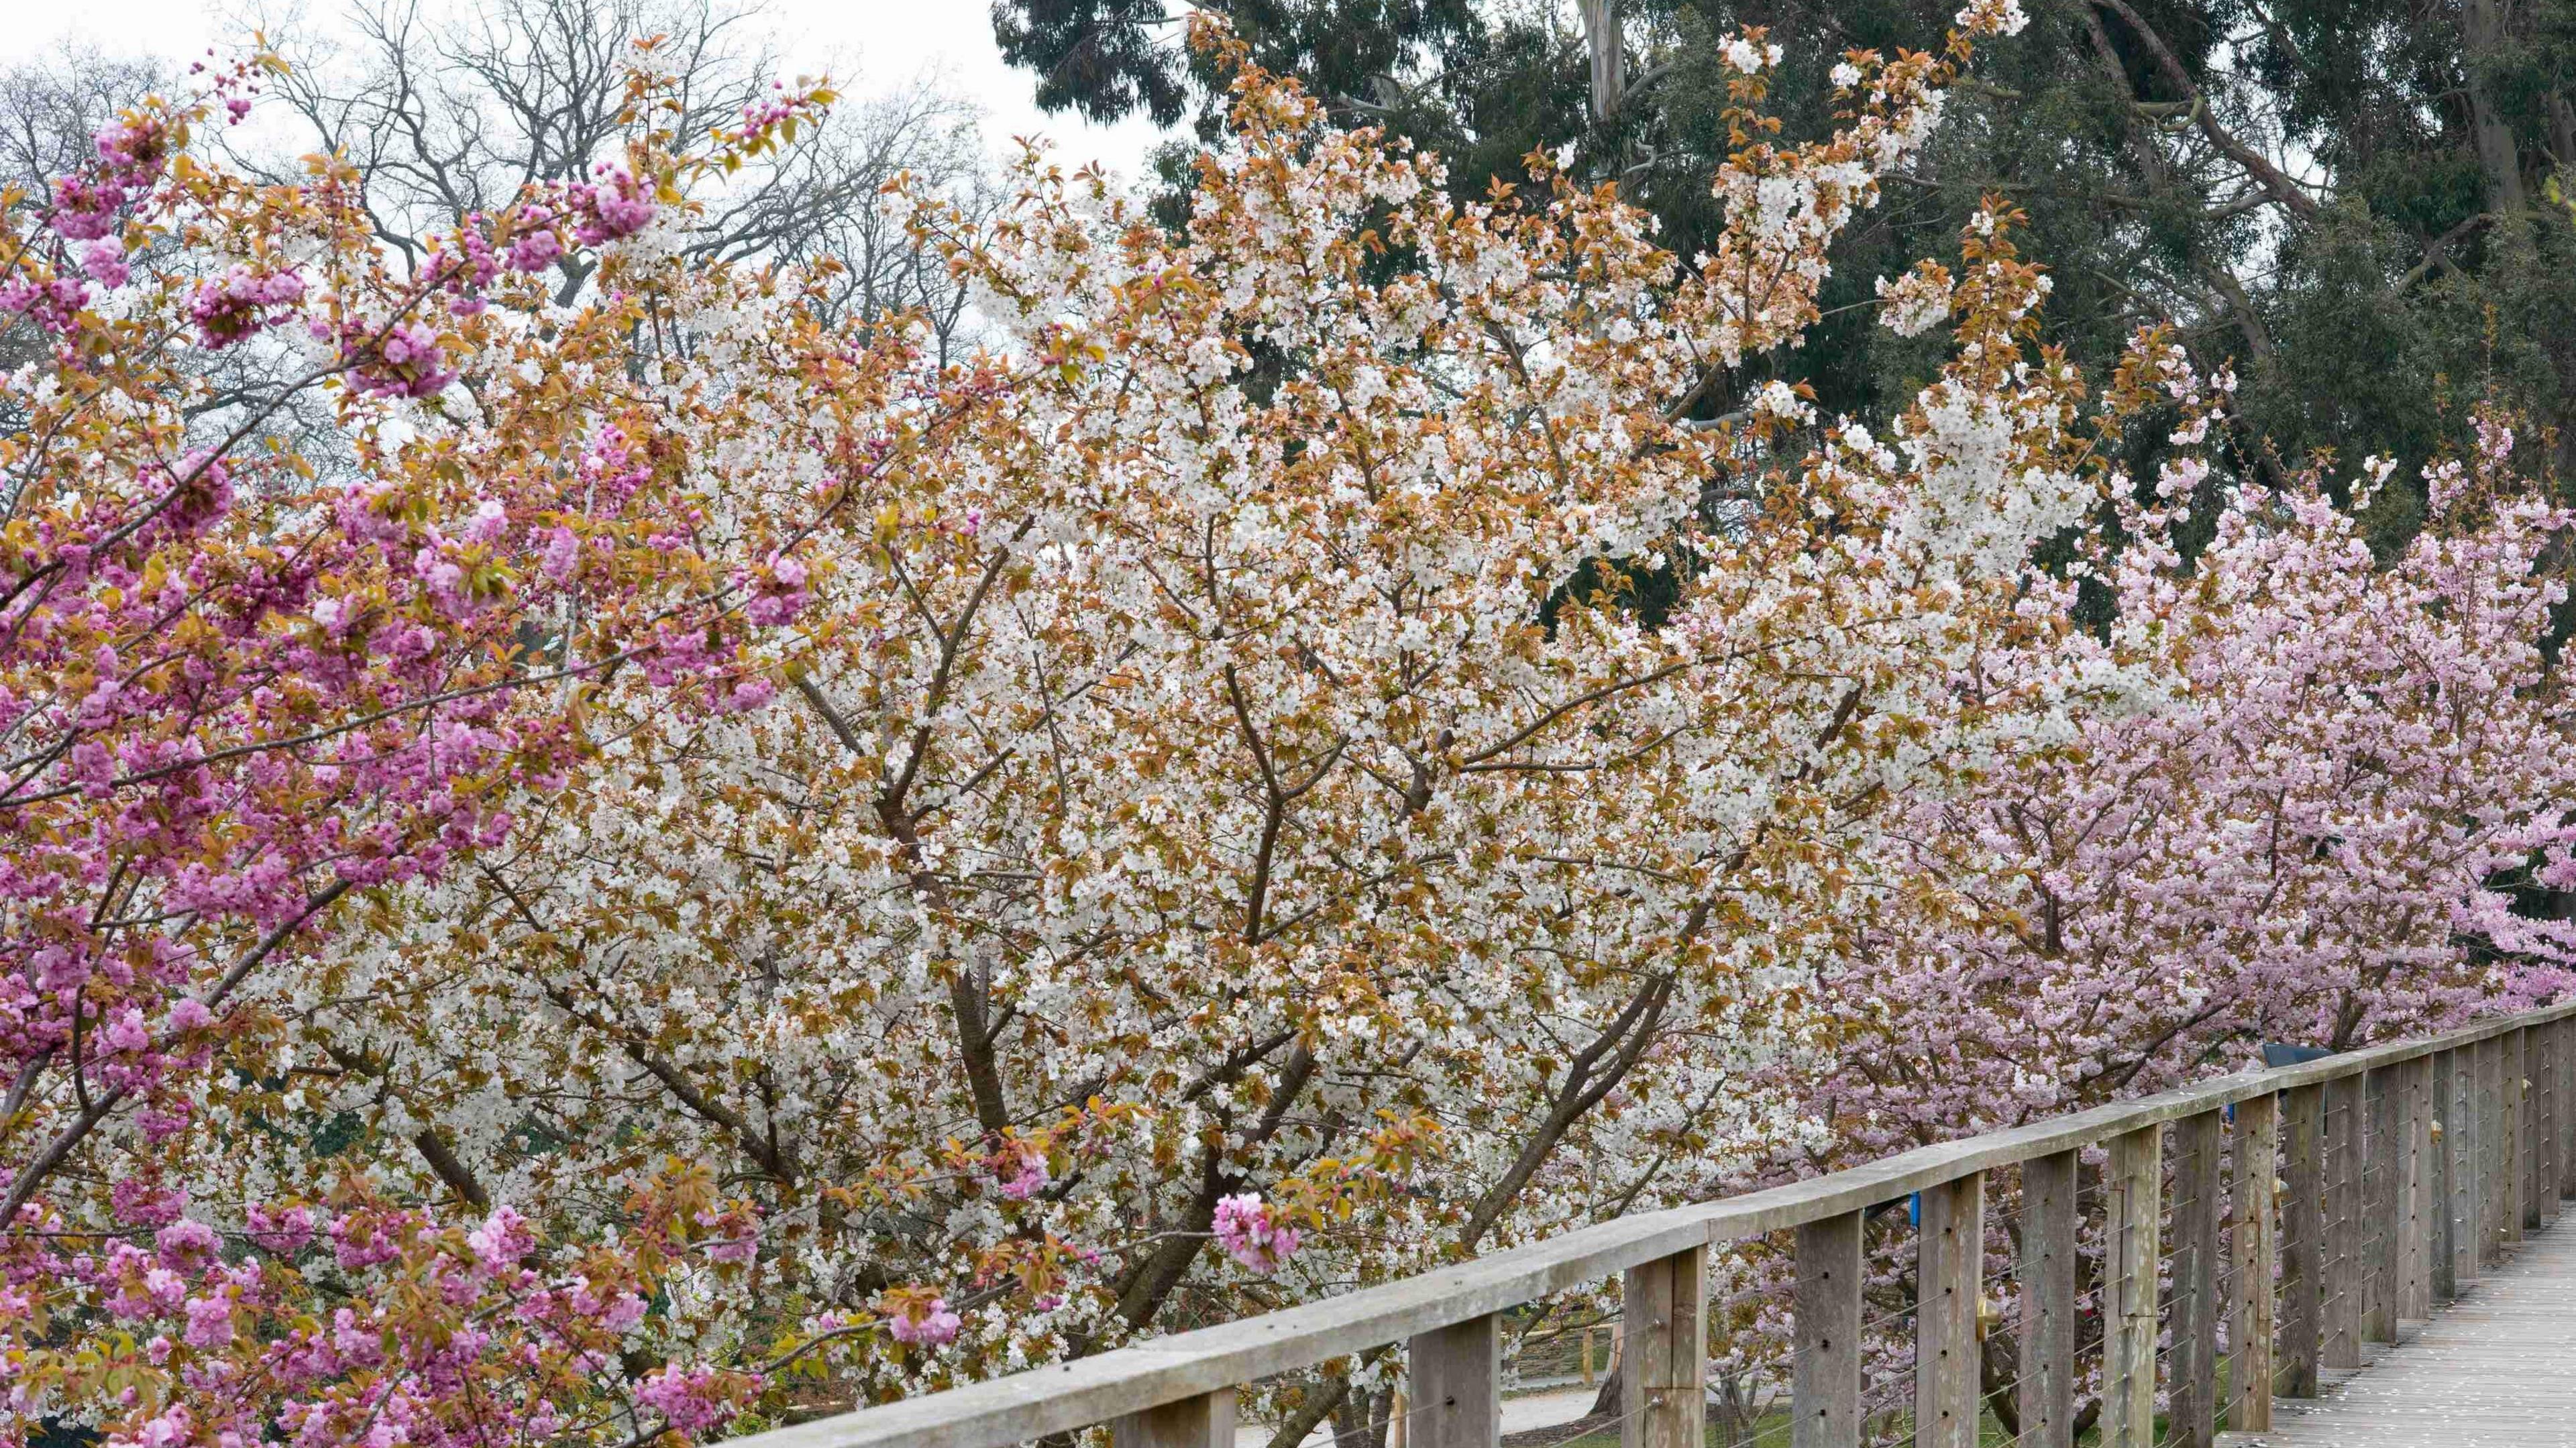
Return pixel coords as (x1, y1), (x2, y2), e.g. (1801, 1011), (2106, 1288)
(2281, 1082), (2323, 1397)
(2553, 1021), (2564, 1217)
(2561, 1017), (2576, 1205)
(1794, 1213), (1863, 1448)
(1917, 1173), (1984, 1448)
(2539, 1025), (2560, 1228)
(2021, 1152), (2078, 1448)
(1113, 1390), (1236, 1448)
(2554, 1020), (2567, 1214)
(1408, 1314), (1497, 1448)
(2322, 1072), (2363, 1368)
(2431, 1051), (2457, 1302)
(2399, 1056), (2430, 1321)
(1623, 1246), (1704, 1448)
(2363, 1069), (2398, 1343)
(2481, 1036), (2508, 1265)
(2453, 1046), (2483, 1284)
(2104, 1125), (2162, 1448)
(2231, 1093), (2278, 1432)
(2562, 1017), (2576, 1205)
(2170, 1112), (2221, 1448)
(2512, 1027), (2534, 1235)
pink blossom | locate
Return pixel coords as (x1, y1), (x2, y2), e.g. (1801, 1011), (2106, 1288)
(245, 1204), (315, 1254)
(467, 1205), (535, 1272)
(569, 165), (655, 245)
(137, 1105), (193, 1144)
(50, 175), (127, 241)
(189, 266), (305, 349)
(739, 87), (798, 133)
(461, 498), (510, 545)
(182, 1295), (235, 1347)
(93, 115), (171, 183)
(740, 548), (812, 626)
(0, 74), (855, 1448)
(1212, 1193), (1301, 1274)
(883, 1295), (961, 1347)
(1, 275), (91, 332)
(540, 526), (580, 582)
(143, 1267), (187, 1309)
(156, 1217), (221, 1270)
(81, 240), (131, 288)
(116, 1403), (191, 1448)
(992, 1142), (1049, 1200)
(636, 1366), (733, 1436)
(506, 226), (564, 274)
(101, 1006), (151, 1054)
(567, 1278), (647, 1333)
(433, 218), (501, 309)
(578, 427), (654, 503)
(111, 1180), (186, 1228)
(343, 320), (458, 399)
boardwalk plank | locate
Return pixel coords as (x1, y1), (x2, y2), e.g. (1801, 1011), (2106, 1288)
(2220, 1215), (2576, 1447)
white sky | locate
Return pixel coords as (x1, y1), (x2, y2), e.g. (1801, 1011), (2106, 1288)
(0, 0), (1175, 180)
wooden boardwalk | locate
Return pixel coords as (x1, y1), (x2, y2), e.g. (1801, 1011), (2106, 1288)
(2225, 1210), (2576, 1447)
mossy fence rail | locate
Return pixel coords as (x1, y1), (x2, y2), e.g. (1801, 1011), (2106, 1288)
(729, 1000), (2576, 1448)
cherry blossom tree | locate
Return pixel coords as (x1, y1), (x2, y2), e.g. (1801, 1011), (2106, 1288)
(1725, 361), (2576, 1435)
(1819, 410), (2576, 1164)
(0, 45), (979, 1448)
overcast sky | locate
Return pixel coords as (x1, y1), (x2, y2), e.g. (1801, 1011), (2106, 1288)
(0, 0), (1174, 180)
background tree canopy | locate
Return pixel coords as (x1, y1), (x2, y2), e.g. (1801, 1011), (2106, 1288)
(993, 0), (2576, 553)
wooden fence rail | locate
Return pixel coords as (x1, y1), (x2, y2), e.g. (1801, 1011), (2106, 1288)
(732, 1001), (2576, 1448)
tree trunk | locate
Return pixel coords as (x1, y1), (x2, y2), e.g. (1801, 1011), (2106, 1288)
(1579, 0), (1623, 123)
(1588, 1359), (1622, 1418)
(1980, 1333), (2023, 1439)
(2464, 0), (2527, 213)
(1334, 1386), (1391, 1448)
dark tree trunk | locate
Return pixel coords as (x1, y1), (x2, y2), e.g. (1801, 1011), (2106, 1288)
(1588, 1360), (1622, 1419)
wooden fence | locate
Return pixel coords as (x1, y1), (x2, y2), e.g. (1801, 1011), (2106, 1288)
(729, 1000), (2576, 1448)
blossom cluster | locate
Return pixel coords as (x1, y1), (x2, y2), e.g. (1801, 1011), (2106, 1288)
(5, 1174), (763, 1448)
(1213, 1194), (1303, 1274)
(188, 266), (306, 347)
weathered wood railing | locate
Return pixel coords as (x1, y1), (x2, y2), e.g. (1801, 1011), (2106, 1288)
(736, 1001), (2576, 1448)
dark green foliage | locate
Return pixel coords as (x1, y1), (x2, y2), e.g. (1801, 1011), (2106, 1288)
(991, 0), (1482, 135)
(311, 1109), (367, 1158)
